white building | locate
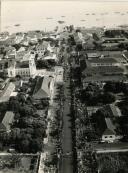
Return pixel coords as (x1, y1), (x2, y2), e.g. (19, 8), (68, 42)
(7, 54), (36, 77)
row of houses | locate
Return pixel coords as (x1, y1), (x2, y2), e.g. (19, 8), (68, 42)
(80, 51), (128, 84)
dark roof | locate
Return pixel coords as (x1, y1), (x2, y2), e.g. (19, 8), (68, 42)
(95, 142), (128, 151)
(83, 66), (124, 76)
(103, 37), (126, 41)
(87, 58), (117, 64)
(83, 75), (127, 83)
(103, 128), (115, 135)
(16, 61), (29, 68)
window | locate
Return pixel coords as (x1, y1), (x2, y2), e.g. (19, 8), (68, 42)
(109, 136), (113, 138)
(104, 136), (107, 138)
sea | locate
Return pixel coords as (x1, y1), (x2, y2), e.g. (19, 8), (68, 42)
(1, 1), (128, 33)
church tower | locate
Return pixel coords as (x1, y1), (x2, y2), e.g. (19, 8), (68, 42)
(29, 55), (36, 77)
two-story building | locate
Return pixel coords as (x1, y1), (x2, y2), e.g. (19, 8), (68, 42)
(7, 54), (36, 78)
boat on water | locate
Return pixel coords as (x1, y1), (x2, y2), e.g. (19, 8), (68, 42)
(61, 16), (65, 18)
(58, 20), (65, 24)
(81, 20), (86, 22)
(86, 13), (89, 15)
(14, 24), (20, 27)
(92, 13), (95, 15)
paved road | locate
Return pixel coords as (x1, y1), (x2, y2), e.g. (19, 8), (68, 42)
(60, 69), (73, 173)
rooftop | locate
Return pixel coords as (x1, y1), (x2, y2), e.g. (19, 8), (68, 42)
(0, 111), (14, 132)
(102, 37), (126, 41)
(83, 75), (127, 83)
(0, 82), (15, 102)
(103, 104), (122, 117)
(104, 117), (116, 135)
(83, 66), (124, 76)
(16, 61), (29, 68)
(87, 58), (118, 64)
(33, 76), (53, 99)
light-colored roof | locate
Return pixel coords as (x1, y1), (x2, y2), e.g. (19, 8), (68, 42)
(33, 76), (53, 99)
(103, 118), (116, 135)
(43, 54), (57, 61)
(0, 111), (14, 131)
(87, 52), (100, 58)
(0, 82), (15, 102)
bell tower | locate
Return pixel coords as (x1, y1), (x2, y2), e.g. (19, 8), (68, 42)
(29, 55), (36, 77)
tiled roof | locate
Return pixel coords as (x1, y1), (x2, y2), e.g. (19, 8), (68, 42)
(33, 76), (53, 99)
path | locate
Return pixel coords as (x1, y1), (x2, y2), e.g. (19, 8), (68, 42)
(60, 68), (73, 173)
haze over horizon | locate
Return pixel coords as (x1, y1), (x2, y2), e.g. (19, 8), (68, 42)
(1, 1), (128, 33)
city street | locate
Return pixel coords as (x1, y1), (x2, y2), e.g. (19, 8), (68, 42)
(60, 69), (73, 173)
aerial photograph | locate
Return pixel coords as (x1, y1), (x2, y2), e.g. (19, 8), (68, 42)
(1, 0), (128, 173)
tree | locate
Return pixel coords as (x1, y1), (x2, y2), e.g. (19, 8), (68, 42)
(10, 128), (20, 140)
(17, 93), (26, 105)
(20, 105), (34, 117)
(9, 97), (20, 112)
(30, 138), (43, 153)
(102, 92), (116, 104)
(20, 139), (30, 153)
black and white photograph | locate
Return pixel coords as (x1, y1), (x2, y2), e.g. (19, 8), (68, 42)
(1, 0), (128, 173)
